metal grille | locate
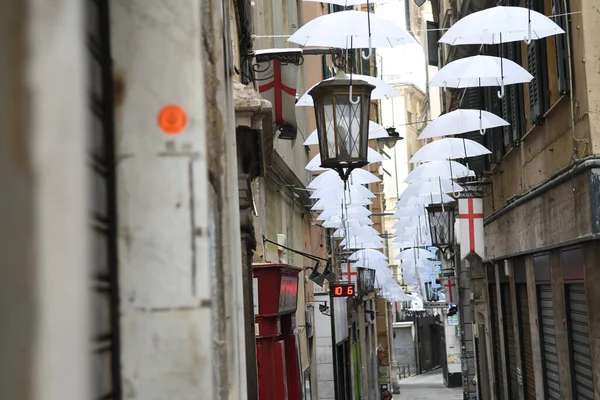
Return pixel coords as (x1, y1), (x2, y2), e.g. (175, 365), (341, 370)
(538, 285), (561, 400)
(489, 285), (505, 400)
(565, 284), (595, 399)
(87, 0), (121, 398)
(517, 284), (536, 400)
(501, 284), (519, 400)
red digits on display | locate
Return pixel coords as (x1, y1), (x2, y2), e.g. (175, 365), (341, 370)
(347, 286), (354, 295)
(335, 286), (343, 295)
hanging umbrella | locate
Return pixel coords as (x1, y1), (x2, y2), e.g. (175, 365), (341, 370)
(348, 249), (388, 261)
(303, 0), (386, 6)
(311, 184), (375, 200)
(405, 160), (474, 182)
(429, 55), (533, 98)
(396, 193), (456, 208)
(303, 121), (388, 145)
(418, 109), (509, 138)
(396, 248), (437, 261)
(408, 138), (491, 163)
(439, 6), (565, 46)
(297, 74), (400, 107)
(317, 205), (372, 220)
(288, 10), (416, 57)
(309, 168), (380, 188)
(305, 148), (385, 171)
(401, 179), (464, 197)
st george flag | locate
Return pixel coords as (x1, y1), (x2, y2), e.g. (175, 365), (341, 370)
(254, 49), (301, 130)
(442, 275), (458, 305)
(458, 197), (485, 260)
(342, 262), (358, 284)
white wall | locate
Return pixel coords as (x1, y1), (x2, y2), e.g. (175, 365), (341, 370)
(314, 293), (335, 400)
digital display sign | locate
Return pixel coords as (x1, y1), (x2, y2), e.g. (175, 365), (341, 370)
(330, 283), (355, 297)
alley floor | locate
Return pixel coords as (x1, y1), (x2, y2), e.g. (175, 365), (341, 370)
(397, 370), (463, 400)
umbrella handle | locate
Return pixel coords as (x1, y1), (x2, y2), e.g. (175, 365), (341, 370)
(497, 79), (505, 99)
(443, 82), (447, 93)
(361, 37), (373, 60)
(524, 22), (532, 45)
(349, 85), (361, 105)
(479, 117), (486, 135)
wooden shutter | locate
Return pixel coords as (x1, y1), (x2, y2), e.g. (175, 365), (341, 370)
(517, 284), (536, 400)
(87, 0), (122, 398)
(508, 42), (525, 142)
(361, 53), (370, 75)
(526, 0), (550, 124)
(552, 0), (570, 94)
(565, 284), (595, 399)
(426, 21), (440, 67)
(459, 88), (488, 175)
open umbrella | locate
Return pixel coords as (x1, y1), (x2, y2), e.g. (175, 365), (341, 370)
(429, 55), (533, 99)
(439, 6), (564, 45)
(288, 10), (416, 57)
(297, 74), (400, 107)
(303, 121), (388, 145)
(418, 109), (509, 138)
(408, 138), (491, 163)
(405, 160), (474, 183)
(305, 148), (385, 171)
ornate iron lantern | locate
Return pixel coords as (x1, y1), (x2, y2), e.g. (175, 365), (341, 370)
(425, 202), (457, 250)
(309, 72), (375, 181)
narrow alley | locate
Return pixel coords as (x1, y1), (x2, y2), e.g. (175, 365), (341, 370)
(398, 371), (463, 400)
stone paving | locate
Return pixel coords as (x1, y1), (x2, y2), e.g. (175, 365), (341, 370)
(396, 370), (463, 400)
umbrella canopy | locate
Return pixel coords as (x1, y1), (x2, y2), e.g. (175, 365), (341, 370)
(405, 160), (474, 182)
(429, 55), (533, 89)
(439, 6), (565, 45)
(311, 184), (375, 200)
(309, 169), (380, 188)
(303, 121), (388, 145)
(348, 249), (388, 261)
(288, 10), (416, 49)
(396, 248), (437, 261)
(395, 193), (456, 209)
(418, 109), (509, 139)
(296, 74), (400, 107)
(408, 138), (491, 163)
(305, 148), (385, 171)
(401, 179), (464, 197)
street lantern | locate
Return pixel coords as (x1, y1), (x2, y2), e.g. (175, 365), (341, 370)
(425, 202), (457, 250)
(309, 72), (375, 181)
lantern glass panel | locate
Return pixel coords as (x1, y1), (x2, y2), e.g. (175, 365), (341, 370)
(309, 79), (374, 170)
(426, 203), (456, 247)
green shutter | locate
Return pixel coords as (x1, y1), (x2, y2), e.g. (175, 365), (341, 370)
(552, 0), (570, 94)
(526, 0), (550, 124)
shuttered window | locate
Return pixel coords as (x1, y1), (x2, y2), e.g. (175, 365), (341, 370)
(538, 284), (561, 400)
(565, 284), (595, 399)
(526, 0), (550, 124)
(426, 21), (440, 67)
(87, 0), (121, 398)
(502, 284), (519, 400)
(552, 0), (571, 94)
(517, 284), (536, 400)
(489, 285), (506, 399)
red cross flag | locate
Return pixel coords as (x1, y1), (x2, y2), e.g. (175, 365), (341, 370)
(443, 276), (458, 305)
(458, 197), (485, 260)
(254, 49), (301, 130)
(342, 262), (358, 284)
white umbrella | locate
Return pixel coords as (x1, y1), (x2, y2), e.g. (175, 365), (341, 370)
(396, 248), (437, 261)
(297, 74), (400, 107)
(401, 179), (464, 197)
(348, 249), (388, 261)
(303, 121), (388, 145)
(303, 0), (385, 5)
(288, 10), (416, 57)
(409, 138), (491, 163)
(309, 168), (380, 188)
(405, 160), (474, 183)
(429, 55), (533, 99)
(418, 109), (509, 138)
(439, 6), (565, 46)
(305, 148), (385, 171)
(395, 193), (456, 208)
(317, 206), (372, 220)
(311, 184), (375, 200)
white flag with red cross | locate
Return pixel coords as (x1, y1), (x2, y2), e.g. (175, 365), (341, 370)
(254, 50), (301, 130)
(342, 262), (358, 284)
(442, 275), (458, 305)
(458, 197), (485, 260)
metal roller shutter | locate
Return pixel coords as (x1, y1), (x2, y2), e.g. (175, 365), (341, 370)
(501, 284), (518, 400)
(517, 284), (536, 400)
(489, 285), (505, 400)
(538, 285), (561, 400)
(87, 0), (121, 398)
(565, 284), (595, 399)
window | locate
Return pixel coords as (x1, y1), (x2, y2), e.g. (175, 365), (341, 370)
(407, 111), (413, 124)
(526, 0), (550, 124)
(426, 21), (440, 67)
(552, 0), (571, 94)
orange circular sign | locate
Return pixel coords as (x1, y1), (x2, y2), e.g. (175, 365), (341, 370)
(158, 105), (187, 135)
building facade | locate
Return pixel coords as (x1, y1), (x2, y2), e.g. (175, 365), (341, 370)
(429, 0), (600, 399)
